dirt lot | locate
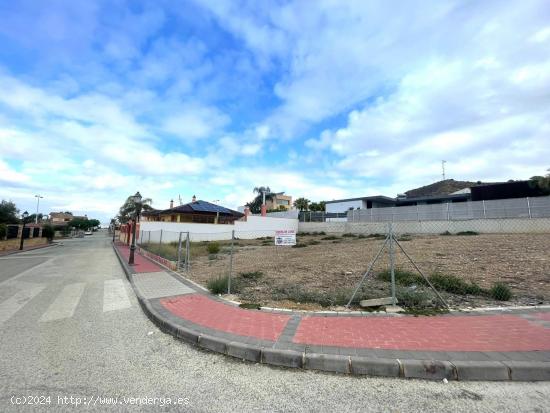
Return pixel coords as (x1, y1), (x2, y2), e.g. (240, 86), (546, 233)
(181, 233), (550, 310)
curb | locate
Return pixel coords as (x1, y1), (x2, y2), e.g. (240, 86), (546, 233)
(0, 242), (59, 257)
(111, 243), (550, 381)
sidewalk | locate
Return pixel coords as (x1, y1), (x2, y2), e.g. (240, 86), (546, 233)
(113, 242), (550, 381)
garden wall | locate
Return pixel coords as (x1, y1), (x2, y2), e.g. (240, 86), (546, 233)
(139, 215), (298, 242)
(298, 217), (550, 235)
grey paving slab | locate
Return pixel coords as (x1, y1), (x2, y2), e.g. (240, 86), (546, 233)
(133, 271), (194, 299)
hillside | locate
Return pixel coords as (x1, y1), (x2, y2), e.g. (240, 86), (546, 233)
(404, 179), (485, 198)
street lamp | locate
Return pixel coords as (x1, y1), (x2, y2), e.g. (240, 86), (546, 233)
(128, 192), (142, 265)
(111, 219), (116, 243)
(34, 195), (44, 224)
(19, 211), (29, 250)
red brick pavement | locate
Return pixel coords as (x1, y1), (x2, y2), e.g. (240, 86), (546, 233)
(534, 312), (550, 322)
(115, 243), (162, 273)
(160, 294), (291, 341)
(293, 315), (550, 351)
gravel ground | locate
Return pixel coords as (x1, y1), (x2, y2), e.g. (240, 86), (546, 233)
(185, 233), (550, 310)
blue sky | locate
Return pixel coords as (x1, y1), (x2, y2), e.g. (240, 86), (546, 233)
(1, 0), (549, 223)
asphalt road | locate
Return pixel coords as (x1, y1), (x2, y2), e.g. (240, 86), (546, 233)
(1, 233), (549, 412)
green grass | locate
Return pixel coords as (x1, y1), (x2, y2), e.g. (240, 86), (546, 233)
(271, 285), (351, 308)
(377, 269), (486, 296)
(239, 303), (261, 310)
(207, 275), (240, 294)
(489, 282), (512, 301)
(377, 269), (424, 286)
(429, 273), (484, 295)
(397, 234), (412, 241)
(207, 242), (220, 254)
(239, 271), (263, 280)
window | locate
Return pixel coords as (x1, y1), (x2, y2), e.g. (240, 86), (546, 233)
(277, 199), (290, 205)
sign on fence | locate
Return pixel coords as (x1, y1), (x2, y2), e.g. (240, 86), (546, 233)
(275, 230), (296, 246)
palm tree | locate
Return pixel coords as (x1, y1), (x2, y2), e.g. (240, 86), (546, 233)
(117, 194), (153, 224)
(293, 197), (310, 211)
(246, 186), (276, 213)
(253, 186), (273, 204)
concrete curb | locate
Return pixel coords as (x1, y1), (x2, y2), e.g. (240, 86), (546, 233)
(112, 243), (550, 381)
(0, 242), (59, 257)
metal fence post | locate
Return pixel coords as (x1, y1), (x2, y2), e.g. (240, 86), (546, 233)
(446, 203), (450, 221)
(388, 222), (396, 305)
(148, 230), (151, 244)
(159, 229), (163, 246)
(176, 231), (183, 271)
(482, 200), (486, 219)
(526, 197), (532, 218)
(186, 232), (190, 271)
(228, 230), (235, 294)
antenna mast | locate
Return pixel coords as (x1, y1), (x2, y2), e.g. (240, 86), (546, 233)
(441, 160), (447, 180)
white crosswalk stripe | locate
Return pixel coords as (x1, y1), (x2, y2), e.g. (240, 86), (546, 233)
(103, 279), (132, 312)
(0, 284), (45, 326)
(40, 283), (86, 322)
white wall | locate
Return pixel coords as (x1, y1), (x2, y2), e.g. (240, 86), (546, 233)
(140, 216), (298, 242)
(299, 217), (550, 235)
(325, 199), (363, 213)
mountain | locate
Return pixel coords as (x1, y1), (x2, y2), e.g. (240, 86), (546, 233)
(404, 179), (485, 198)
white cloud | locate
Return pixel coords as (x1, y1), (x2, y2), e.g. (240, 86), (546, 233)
(161, 104), (230, 141)
(0, 159), (30, 185)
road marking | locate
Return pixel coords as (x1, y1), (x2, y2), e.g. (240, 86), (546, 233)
(0, 257), (55, 287)
(103, 279), (131, 312)
(40, 283), (86, 322)
(0, 284), (45, 326)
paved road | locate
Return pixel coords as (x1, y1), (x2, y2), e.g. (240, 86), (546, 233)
(1, 233), (549, 412)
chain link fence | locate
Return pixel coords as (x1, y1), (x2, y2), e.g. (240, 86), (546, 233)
(299, 196), (550, 222)
(136, 224), (550, 311)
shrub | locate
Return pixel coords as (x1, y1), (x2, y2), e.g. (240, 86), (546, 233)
(456, 231), (479, 236)
(292, 243), (307, 248)
(356, 234), (366, 239)
(440, 231), (452, 236)
(377, 269), (424, 286)
(397, 234), (412, 241)
(367, 233), (386, 239)
(0, 223), (6, 240)
(428, 273), (484, 295)
(490, 282), (512, 301)
(207, 275), (239, 294)
(240, 271), (263, 280)
(297, 232), (310, 236)
(321, 235), (339, 240)
(42, 224), (55, 242)
(207, 242), (220, 254)
(342, 233), (356, 237)
(318, 231), (326, 235)
(308, 240), (321, 246)
(396, 288), (431, 309)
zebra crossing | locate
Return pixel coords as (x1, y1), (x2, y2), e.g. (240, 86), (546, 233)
(0, 279), (134, 327)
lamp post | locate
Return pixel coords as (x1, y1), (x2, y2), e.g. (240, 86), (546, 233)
(111, 219), (116, 243)
(34, 195), (44, 224)
(128, 192), (142, 265)
(19, 211), (29, 250)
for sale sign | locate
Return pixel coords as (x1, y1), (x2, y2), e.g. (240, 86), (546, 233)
(274, 230), (296, 246)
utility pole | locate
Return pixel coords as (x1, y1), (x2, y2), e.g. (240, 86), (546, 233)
(34, 195), (44, 224)
(441, 160), (447, 181)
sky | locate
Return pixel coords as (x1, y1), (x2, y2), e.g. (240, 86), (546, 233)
(1, 0), (549, 223)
